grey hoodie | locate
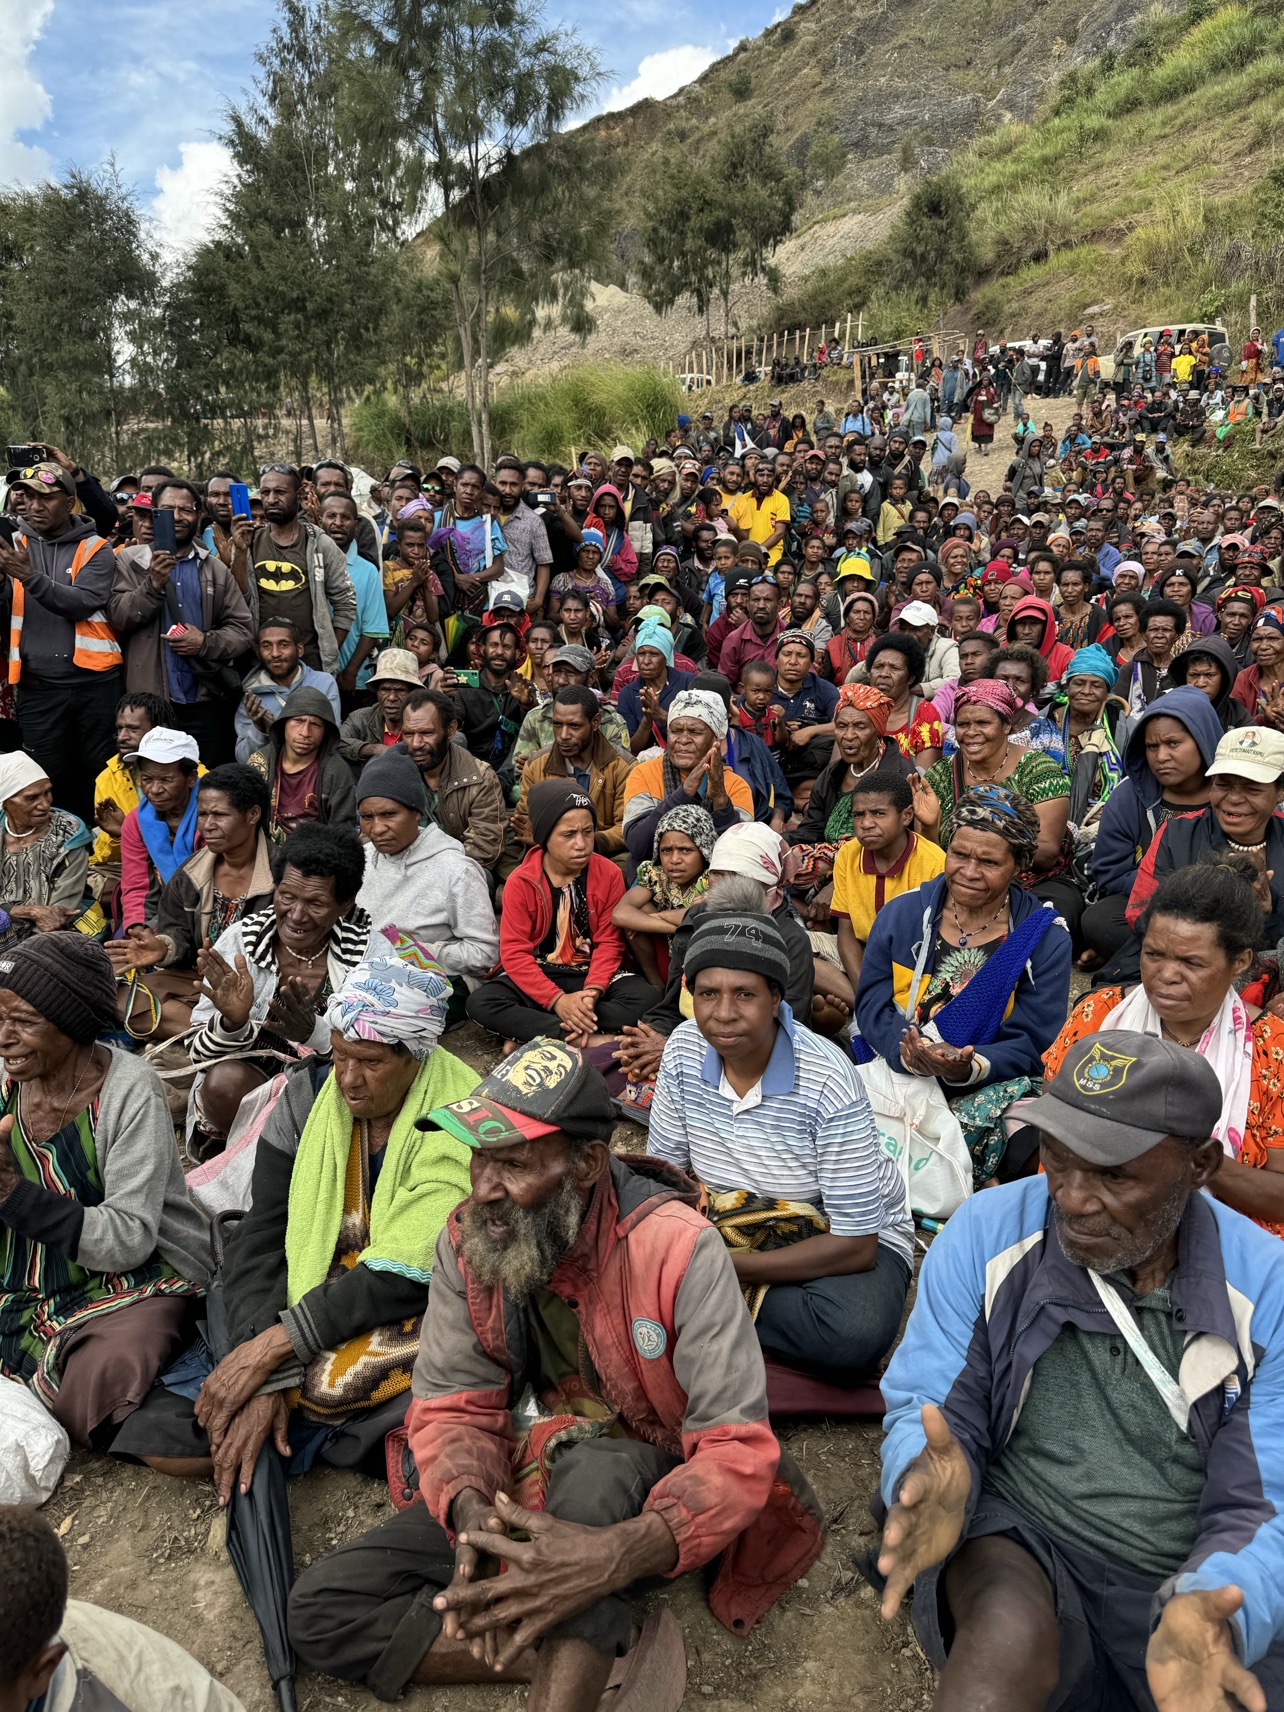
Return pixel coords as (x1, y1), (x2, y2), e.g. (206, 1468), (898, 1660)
(4, 514), (121, 686)
(357, 823), (498, 977)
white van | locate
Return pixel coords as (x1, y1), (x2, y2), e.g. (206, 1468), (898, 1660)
(1101, 323), (1230, 382)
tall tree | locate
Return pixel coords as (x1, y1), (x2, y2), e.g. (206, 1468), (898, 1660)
(0, 167), (157, 472)
(886, 174), (979, 309)
(637, 120), (798, 337)
(334, 0), (612, 464)
(212, 0), (397, 459)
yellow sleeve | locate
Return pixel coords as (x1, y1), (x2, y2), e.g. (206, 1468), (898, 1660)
(830, 840), (858, 919)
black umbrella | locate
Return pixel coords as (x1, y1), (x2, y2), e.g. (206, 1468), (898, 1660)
(205, 1213), (299, 1712)
(224, 1448), (299, 1712)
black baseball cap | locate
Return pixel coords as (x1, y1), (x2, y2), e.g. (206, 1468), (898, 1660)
(1021, 1030), (1222, 1164)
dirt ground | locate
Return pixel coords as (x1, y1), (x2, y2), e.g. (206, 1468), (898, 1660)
(50, 1020), (936, 1710)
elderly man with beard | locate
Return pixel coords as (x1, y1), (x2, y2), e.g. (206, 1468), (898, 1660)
(873, 1030), (1284, 1712)
(288, 1039), (824, 1712)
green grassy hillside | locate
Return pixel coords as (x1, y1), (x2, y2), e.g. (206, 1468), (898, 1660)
(770, 0), (1284, 342)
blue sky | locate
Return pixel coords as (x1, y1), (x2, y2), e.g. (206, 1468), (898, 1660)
(2, 0), (785, 253)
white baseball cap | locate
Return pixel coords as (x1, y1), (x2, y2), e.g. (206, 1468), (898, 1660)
(898, 601), (939, 628)
(124, 726), (201, 765)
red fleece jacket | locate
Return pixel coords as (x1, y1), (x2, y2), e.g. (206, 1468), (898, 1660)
(498, 843), (626, 1006)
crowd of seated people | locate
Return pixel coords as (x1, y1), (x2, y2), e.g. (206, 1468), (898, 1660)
(5, 413), (1284, 1712)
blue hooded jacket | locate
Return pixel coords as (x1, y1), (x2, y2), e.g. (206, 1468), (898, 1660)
(881, 1177), (1284, 1667)
(853, 873), (1071, 1090)
(1089, 686), (1222, 899)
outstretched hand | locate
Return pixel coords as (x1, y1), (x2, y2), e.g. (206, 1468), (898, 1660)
(878, 1403), (971, 1620)
(1147, 1587), (1266, 1712)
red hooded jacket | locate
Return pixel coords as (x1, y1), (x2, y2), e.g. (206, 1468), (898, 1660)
(1005, 594), (1075, 682)
(498, 843), (626, 1007)
(407, 1156), (826, 1633)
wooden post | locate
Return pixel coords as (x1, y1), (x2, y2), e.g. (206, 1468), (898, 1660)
(1250, 293), (1258, 332)
(804, 327), (811, 363)
(845, 312), (852, 355)
(772, 332), (778, 359)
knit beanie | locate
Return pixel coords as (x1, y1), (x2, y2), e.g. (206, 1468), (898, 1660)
(528, 779), (596, 851)
(357, 748), (428, 814)
(684, 913), (790, 996)
(0, 931), (119, 1043)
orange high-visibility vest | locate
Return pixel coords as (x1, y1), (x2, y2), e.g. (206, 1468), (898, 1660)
(9, 535), (123, 685)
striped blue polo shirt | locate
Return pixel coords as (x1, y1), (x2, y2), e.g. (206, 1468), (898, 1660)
(648, 1004), (912, 1264)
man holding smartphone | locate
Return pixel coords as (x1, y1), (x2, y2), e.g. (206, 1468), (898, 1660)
(110, 479), (253, 766)
(0, 461), (122, 822)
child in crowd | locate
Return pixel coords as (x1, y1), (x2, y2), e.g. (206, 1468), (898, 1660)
(403, 618), (448, 690)
(735, 660), (781, 749)
(831, 771), (946, 988)
(611, 804), (715, 985)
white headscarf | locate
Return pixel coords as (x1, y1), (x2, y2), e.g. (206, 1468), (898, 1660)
(668, 689), (729, 740)
(709, 822), (789, 909)
(0, 752), (49, 811)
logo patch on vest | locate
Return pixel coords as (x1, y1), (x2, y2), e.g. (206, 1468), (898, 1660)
(1072, 1041), (1136, 1096)
(632, 1318), (666, 1360)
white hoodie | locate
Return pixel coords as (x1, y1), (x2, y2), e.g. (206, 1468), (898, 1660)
(358, 823), (498, 977)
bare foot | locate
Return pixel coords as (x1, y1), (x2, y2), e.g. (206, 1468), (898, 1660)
(501, 1037), (521, 1056)
(1076, 949), (1103, 970)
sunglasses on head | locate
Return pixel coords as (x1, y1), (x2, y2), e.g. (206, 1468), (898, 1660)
(19, 468), (59, 485)
(258, 462), (299, 478)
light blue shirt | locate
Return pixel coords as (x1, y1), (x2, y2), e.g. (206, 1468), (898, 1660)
(336, 539), (390, 688)
(648, 1004), (912, 1261)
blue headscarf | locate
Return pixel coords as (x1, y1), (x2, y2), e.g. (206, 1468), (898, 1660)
(1064, 643), (1116, 684)
(634, 619), (675, 666)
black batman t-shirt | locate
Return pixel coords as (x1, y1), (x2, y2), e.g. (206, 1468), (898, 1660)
(252, 525), (319, 665)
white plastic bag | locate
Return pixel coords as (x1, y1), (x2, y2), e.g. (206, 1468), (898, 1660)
(856, 1057), (973, 1220)
(0, 1376), (70, 1505)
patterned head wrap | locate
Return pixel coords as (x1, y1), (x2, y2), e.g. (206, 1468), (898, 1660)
(324, 932), (451, 1059)
(955, 679), (1024, 723)
(950, 784), (1041, 867)
(654, 804), (717, 865)
(836, 682), (893, 734)
(776, 627), (817, 659)
(668, 689), (729, 740)
(1257, 605), (1284, 636)
(1216, 584), (1267, 615)
(579, 528), (606, 555)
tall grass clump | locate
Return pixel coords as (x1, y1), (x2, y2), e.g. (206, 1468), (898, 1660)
(351, 363), (683, 467)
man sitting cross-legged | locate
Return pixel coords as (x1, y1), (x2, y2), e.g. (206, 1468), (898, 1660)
(648, 912), (913, 1382)
(874, 1029), (1284, 1712)
(288, 1039), (825, 1711)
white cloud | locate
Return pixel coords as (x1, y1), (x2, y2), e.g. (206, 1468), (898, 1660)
(603, 44), (718, 112)
(0, 0), (54, 185)
(149, 139), (234, 259)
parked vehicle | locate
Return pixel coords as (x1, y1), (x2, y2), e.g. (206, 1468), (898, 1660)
(1101, 322), (1230, 381)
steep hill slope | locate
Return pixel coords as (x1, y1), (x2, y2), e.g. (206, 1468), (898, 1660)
(507, 0), (1282, 374)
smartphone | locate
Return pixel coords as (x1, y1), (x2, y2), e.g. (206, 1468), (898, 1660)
(6, 444), (45, 470)
(229, 481), (251, 518)
(152, 507), (177, 553)
(455, 668), (480, 688)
